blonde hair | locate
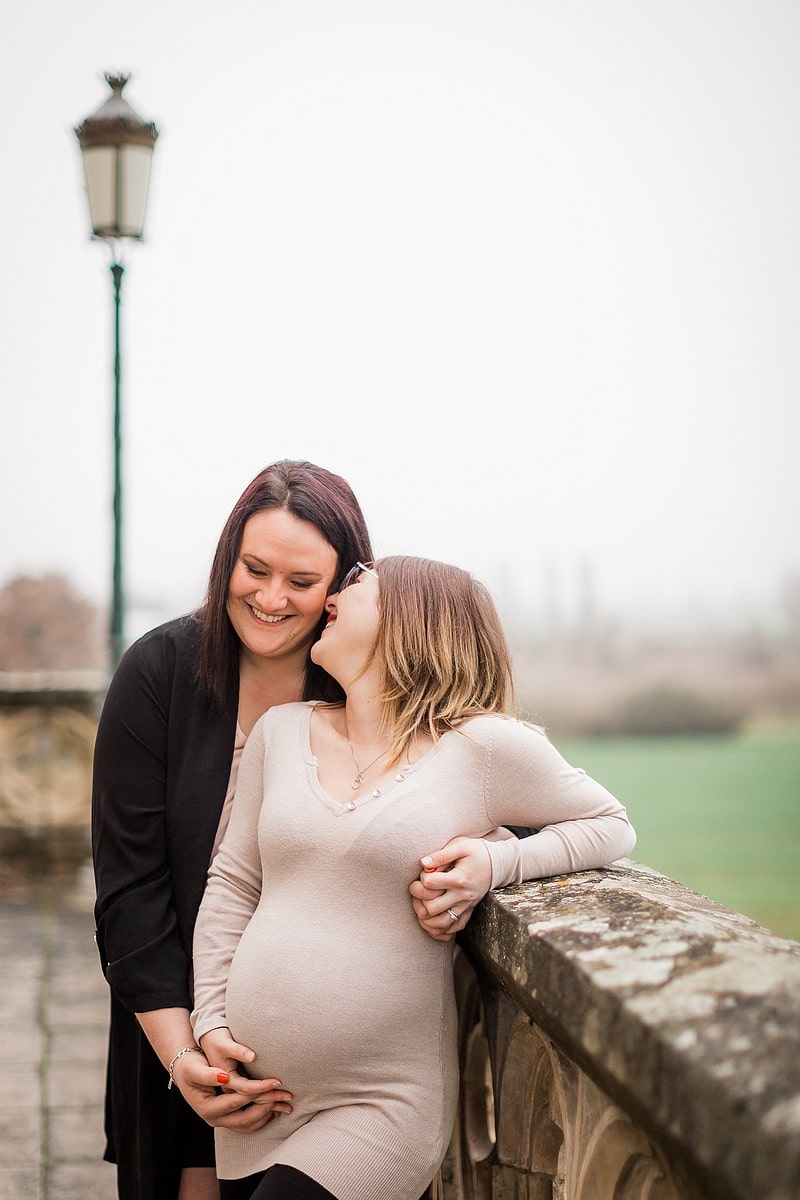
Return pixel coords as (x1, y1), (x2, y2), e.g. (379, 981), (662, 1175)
(364, 556), (514, 763)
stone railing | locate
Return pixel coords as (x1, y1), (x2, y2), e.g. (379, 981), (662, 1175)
(441, 861), (800, 1200)
(0, 671), (105, 861)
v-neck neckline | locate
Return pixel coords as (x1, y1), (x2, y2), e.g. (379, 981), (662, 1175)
(302, 703), (446, 816)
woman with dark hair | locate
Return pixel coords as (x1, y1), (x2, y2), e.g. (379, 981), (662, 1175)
(92, 461), (373, 1200)
(191, 556), (636, 1200)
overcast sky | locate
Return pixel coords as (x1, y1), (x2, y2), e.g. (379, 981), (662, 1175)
(2, 0), (798, 646)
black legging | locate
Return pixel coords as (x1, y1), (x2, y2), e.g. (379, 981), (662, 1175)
(219, 1165), (336, 1200)
(219, 1165), (434, 1200)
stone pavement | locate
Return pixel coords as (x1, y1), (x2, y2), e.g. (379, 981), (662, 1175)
(0, 858), (116, 1200)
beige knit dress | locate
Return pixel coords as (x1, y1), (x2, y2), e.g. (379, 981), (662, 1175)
(191, 702), (635, 1200)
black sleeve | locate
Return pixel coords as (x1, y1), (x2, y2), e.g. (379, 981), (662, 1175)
(504, 825), (537, 838)
(92, 631), (192, 1014)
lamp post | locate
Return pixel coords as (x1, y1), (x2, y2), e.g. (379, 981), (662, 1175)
(75, 73), (158, 671)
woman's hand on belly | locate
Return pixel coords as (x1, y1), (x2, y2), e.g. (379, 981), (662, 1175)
(170, 1038), (291, 1131)
(409, 836), (493, 941)
(197, 1027), (295, 1125)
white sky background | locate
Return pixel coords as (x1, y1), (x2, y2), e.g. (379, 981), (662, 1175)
(1, 0), (799, 647)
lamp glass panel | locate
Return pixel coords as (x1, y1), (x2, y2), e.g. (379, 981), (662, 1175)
(119, 144), (154, 237)
(82, 147), (117, 236)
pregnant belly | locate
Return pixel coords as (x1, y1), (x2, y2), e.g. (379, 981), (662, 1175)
(225, 906), (446, 1100)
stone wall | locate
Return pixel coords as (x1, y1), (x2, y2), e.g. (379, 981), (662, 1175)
(441, 862), (800, 1200)
(0, 673), (104, 860)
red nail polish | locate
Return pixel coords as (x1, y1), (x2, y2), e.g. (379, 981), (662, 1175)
(216, 1072), (230, 1084)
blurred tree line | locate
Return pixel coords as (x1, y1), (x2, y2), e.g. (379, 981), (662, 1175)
(1, 573), (797, 735)
(0, 575), (104, 671)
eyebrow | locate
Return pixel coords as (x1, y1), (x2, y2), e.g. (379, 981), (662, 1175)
(240, 553), (326, 579)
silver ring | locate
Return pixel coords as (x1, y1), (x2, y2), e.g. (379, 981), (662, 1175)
(447, 908), (458, 923)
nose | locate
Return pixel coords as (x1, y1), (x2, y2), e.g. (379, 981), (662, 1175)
(253, 577), (290, 610)
(324, 593), (338, 614)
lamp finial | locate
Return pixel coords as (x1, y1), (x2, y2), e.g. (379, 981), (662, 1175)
(104, 72), (131, 95)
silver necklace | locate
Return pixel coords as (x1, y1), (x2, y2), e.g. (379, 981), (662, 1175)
(346, 734), (388, 790)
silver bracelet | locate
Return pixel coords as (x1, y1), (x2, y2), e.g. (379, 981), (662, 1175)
(167, 1044), (203, 1090)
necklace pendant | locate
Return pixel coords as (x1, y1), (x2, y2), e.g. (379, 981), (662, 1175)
(351, 775), (363, 790)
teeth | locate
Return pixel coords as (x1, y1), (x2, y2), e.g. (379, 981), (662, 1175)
(250, 605), (288, 624)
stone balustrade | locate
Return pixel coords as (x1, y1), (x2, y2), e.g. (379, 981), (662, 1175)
(0, 672), (104, 861)
(443, 862), (800, 1200)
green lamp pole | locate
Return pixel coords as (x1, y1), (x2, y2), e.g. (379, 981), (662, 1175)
(75, 73), (158, 671)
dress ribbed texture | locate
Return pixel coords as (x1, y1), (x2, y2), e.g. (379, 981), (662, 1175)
(192, 703), (635, 1199)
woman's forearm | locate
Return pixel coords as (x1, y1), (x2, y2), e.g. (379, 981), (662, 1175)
(136, 1007), (198, 1070)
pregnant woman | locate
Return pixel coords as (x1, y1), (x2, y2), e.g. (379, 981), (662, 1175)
(191, 556), (636, 1200)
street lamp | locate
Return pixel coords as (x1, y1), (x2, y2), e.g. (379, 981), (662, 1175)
(75, 73), (158, 671)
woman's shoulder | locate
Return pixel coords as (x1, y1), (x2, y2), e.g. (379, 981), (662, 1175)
(113, 612), (201, 672)
(267, 699), (315, 721)
(128, 612), (201, 656)
(453, 713), (551, 764)
(251, 700), (315, 738)
(97, 614), (214, 740)
(104, 613), (201, 700)
(458, 712), (548, 742)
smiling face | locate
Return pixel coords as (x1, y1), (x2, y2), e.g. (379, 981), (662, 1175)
(310, 565), (381, 685)
(226, 508), (339, 666)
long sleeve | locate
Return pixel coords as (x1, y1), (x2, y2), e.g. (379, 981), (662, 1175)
(92, 630), (190, 1011)
(479, 718), (636, 888)
(91, 617), (236, 1013)
(191, 718), (267, 1041)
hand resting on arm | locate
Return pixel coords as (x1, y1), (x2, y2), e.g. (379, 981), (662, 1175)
(409, 833), (503, 942)
(410, 720), (636, 943)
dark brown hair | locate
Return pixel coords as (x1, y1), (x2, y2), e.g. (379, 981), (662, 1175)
(197, 460), (372, 707)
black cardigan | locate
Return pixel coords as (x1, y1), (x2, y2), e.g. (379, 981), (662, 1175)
(92, 614), (238, 1199)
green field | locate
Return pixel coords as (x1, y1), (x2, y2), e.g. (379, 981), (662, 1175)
(553, 733), (800, 943)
